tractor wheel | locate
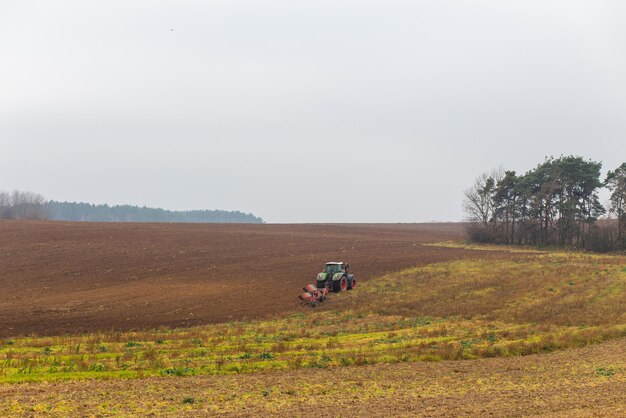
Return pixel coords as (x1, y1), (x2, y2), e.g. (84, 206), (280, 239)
(348, 277), (357, 290)
(332, 277), (348, 293)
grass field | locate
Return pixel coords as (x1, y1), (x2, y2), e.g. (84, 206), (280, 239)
(3, 338), (623, 416)
(2, 247), (624, 389)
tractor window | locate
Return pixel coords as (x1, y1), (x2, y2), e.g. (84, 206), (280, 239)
(325, 265), (338, 274)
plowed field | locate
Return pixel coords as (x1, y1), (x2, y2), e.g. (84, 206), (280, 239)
(0, 221), (469, 338)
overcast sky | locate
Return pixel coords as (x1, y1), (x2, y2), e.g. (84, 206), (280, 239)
(1, 1), (625, 222)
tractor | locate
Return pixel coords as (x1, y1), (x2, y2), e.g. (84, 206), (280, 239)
(316, 262), (356, 293)
(299, 262), (357, 306)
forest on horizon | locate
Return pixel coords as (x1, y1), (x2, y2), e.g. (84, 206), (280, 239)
(0, 192), (264, 224)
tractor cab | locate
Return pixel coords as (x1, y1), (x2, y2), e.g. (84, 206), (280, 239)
(324, 262), (346, 275)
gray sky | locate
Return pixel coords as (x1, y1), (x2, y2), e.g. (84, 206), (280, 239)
(1, 0), (625, 223)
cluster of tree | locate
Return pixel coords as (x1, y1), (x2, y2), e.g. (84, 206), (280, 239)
(0, 191), (264, 224)
(464, 156), (626, 252)
(45, 201), (264, 223)
(0, 190), (47, 219)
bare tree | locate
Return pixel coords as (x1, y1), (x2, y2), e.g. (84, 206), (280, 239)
(463, 167), (504, 242)
(463, 167), (504, 224)
(0, 190), (47, 219)
(0, 191), (10, 218)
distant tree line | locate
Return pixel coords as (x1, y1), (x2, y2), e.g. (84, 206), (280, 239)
(0, 192), (264, 224)
(464, 156), (626, 252)
(45, 201), (264, 223)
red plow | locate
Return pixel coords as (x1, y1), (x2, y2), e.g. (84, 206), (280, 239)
(298, 284), (328, 306)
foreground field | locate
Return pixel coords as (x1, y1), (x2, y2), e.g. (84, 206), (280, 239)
(1, 337), (624, 416)
(0, 221), (467, 337)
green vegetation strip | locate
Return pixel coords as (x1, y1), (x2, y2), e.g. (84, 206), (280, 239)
(1, 249), (624, 383)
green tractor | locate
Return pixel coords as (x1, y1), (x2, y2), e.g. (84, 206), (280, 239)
(316, 262), (357, 293)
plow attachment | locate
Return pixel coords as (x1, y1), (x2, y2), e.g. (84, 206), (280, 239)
(298, 284), (328, 306)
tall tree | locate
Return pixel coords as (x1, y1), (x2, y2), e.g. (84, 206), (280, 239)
(494, 171), (519, 244)
(605, 163), (626, 249)
(549, 156), (604, 246)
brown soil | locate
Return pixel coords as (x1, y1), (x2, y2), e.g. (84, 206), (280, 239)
(0, 221), (471, 338)
(1, 337), (623, 416)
